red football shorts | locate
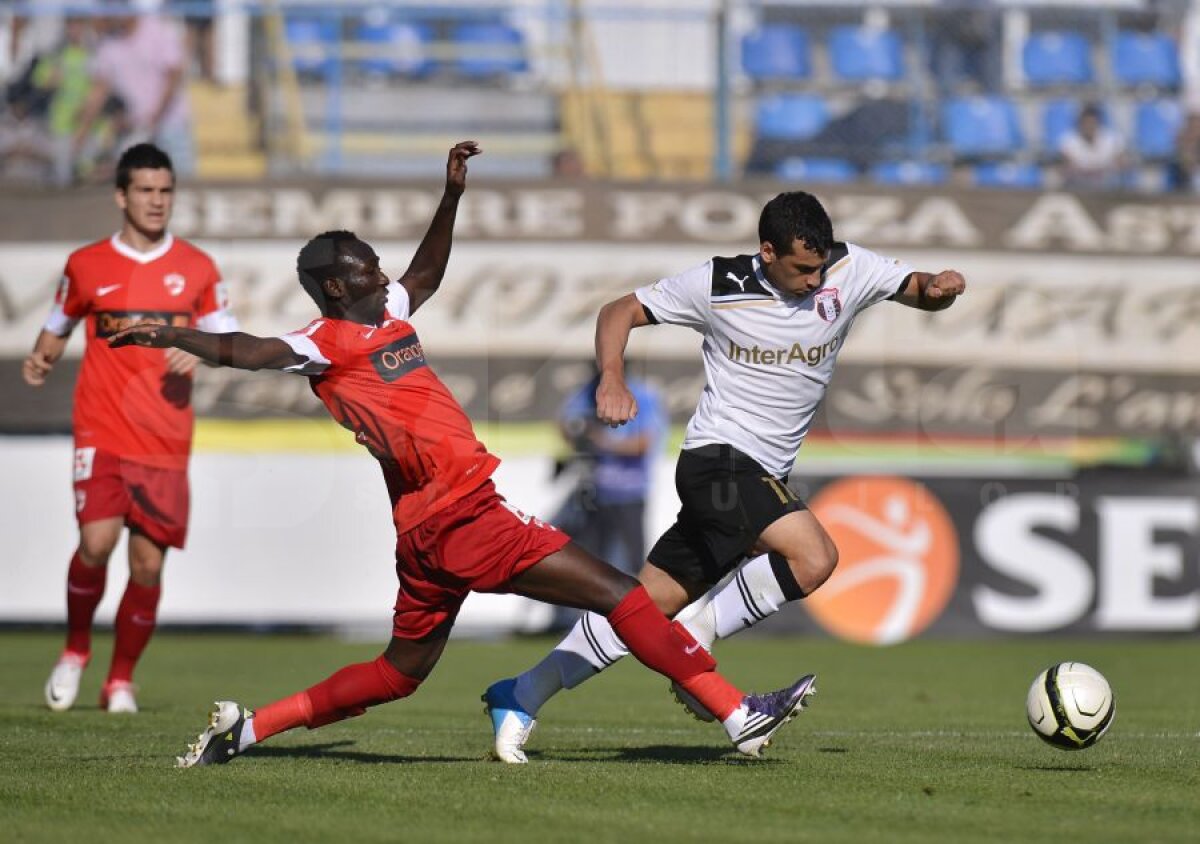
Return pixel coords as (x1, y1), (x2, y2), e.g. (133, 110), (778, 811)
(72, 446), (190, 549)
(392, 480), (570, 640)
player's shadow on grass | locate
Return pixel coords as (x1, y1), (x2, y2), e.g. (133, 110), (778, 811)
(251, 741), (474, 765)
(531, 744), (779, 765)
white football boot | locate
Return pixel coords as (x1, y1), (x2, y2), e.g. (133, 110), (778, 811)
(101, 680), (139, 714)
(44, 652), (88, 712)
(482, 678), (536, 764)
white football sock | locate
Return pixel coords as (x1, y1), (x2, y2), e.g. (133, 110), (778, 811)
(673, 567), (741, 651)
(704, 554), (794, 640)
(512, 612), (629, 715)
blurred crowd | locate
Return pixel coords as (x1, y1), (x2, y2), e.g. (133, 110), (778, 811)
(2, 2), (1200, 192)
(1, 7), (196, 187)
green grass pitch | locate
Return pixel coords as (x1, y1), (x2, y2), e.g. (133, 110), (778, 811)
(2, 632), (1197, 843)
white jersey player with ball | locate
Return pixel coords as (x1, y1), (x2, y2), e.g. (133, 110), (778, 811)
(483, 191), (967, 761)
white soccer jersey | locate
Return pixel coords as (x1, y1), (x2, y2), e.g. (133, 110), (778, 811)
(634, 242), (914, 478)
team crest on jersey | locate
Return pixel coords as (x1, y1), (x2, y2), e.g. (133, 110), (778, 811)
(163, 273), (186, 296)
(814, 288), (842, 323)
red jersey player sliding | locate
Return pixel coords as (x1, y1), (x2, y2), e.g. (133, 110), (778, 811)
(25, 143), (236, 714)
(110, 141), (815, 767)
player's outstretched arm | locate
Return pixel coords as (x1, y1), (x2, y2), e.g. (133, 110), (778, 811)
(22, 330), (69, 387)
(108, 325), (306, 372)
(594, 293), (653, 426)
(398, 140), (482, 316)
(894, 270), (966, 311)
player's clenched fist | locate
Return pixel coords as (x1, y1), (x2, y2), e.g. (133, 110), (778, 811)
(109, 324), (176, 349)
(445, 140), (481, 197)
(924, 270), (966, 300)
(596, 372), (638, 427)
(22, 351), (55, 386)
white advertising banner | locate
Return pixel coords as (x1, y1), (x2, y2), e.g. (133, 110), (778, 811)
(2, 240), (1199, 374)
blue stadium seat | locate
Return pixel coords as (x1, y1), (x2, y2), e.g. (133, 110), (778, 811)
(1041, 100), (1082, 153)
(1112, 31), (1180, 88)
(972, 163), (1044, 189)
(942, 97), (1023, 157)
(1023, 31), (1093, 86)
(355, 19), (434, 78)
(829, 25), (904, 82)
(755, 94), (829, 140)
(1134, 100), (1183, 159)
(741, 25), (812, 81)
(775, 157), (857, 183)
(870, 161), (949, 186)
(452, 22), (528, 77)
(286, 17), (340, 79)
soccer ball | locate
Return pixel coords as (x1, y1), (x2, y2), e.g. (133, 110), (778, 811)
(1025, 662), (1115, 750)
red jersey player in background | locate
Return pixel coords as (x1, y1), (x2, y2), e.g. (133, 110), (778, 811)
(23, 143), (237, 714)
(111, 141), (815, 766)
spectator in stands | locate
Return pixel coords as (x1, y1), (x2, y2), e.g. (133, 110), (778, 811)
(928, 6), (1002, 93)
(171, 0), (215, 81)
(1181, 0), (1200, 118)
(0, 83), (52, 185)
(31, 18), (93, 186)
(1058, 104), (1128, 191)
(1175, 109), (1200, 192)
(552, 146), (586, 179)
(72, 9), (194, 177)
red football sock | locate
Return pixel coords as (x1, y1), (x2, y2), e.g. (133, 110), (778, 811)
(65, 551), (107, 658)
(252, 655), (421, 742)
(107, 580), (160, 684)
(607, 586), (743, 721)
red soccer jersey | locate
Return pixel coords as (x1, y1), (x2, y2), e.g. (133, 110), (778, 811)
(280, 284), (499, 534)
(45, 234), (237, 470)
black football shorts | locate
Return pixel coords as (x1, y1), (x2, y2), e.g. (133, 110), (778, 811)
(647, 444), (806, 587)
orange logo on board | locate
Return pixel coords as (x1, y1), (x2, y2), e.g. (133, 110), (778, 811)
(806, 476), (959, 645)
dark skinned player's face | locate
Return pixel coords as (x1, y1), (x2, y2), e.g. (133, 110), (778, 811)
(332, 241), (390, 324)
(760, 237), (828, 296)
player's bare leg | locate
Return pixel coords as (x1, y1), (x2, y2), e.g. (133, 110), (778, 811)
(489, 542), (816, 761)
(45, 517), (121, 711)
(488, 513), (830, 743)
(176, 628), (449, 768)
(490, 559), (702, 720)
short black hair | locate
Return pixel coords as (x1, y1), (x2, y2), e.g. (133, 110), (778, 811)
(115, 143), (174, 190)
(297, 230), (362, 310)
(758, 192), (834, 257)
(1080, 103), (1103, 121)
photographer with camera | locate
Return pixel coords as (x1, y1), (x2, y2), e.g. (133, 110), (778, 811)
(551, 368), (666, 580)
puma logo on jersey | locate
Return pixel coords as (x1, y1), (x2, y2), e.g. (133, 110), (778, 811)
(725, 272), (749, 290)
(97, 284), (122, 297)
